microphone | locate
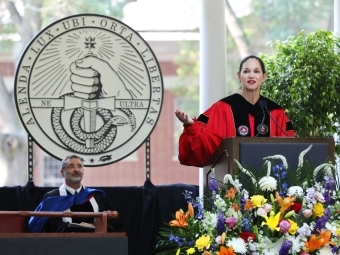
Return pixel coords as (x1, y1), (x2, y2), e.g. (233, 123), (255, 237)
(262, 100), (290, 137)
(255, 100), (266, 137)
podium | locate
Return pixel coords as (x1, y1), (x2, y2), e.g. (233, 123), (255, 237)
(203, 137), (335, 189)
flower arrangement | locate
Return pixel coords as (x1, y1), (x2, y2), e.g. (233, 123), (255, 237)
(156, 145), (340, 255)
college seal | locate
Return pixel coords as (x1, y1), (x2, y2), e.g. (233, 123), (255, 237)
(14, 14), (164, 166)
(238, 125), (249, 136)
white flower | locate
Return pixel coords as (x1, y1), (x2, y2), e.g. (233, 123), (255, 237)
(234, 159), (256, 184)
(223, 174), (240, 192)
(258, 176), (277, 191)
(233, 178), (243, 190)
(223, 174), (233, 184)
(285, 234), (303, 253)
(226, 237), (246, 254)
(214, 194), (227, 211)
(248, 242), (258, 252)
(313, 163), (336, 177)
(263, 155), (288, 169)
(317, 246), (333, 255)
(298, 145), (312, 169)
(202, 212), (217, 235)
(297, 223), (312, 239)
(325, 222), (337, 235)
(262, 236), (284, 255)
(323, 166), (333, 176)
(226, 207), (240, 218)
(264, 160), (271, 176)
(287, 186), (304, 198)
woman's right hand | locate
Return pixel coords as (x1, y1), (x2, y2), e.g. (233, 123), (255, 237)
(175, 109), (194, 125)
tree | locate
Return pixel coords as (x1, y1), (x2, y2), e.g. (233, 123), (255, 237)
(260, 30), (340, 153)
(252, 0), (333, 42)
(225, 0), (253, 57)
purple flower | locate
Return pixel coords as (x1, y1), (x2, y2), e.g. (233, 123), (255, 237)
(323, 176), (336, 205)
(332, 246), (339, 253)
(216, 212), (226, 234)
(314, 210), (330, 232)
(279, 220), (291, 233)
(279, 240), (292, 255)
(209, 172), (218, 192)
(225, 217), (238, 229)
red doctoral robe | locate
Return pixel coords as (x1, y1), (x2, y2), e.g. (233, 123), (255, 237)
(178, 94), (295, 167)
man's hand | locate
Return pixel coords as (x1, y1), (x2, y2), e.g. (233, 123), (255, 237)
(175, 109), (194, 125)
(105, 210), (119, 220)
(70, 55), (132, 99)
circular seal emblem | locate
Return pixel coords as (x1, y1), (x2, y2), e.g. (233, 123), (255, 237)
(257, 123), (268, 135)
(238, 125), (249, 136)
(14, 14), (164, 166)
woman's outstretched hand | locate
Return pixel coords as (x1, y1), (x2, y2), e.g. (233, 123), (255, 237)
(175, 109), (194, 125)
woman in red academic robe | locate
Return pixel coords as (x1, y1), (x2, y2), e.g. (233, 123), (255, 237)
(175, 55), (295, 167)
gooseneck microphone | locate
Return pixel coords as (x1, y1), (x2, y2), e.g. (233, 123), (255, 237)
(262, 100), (290, 137)
(255, 100), (266, 137)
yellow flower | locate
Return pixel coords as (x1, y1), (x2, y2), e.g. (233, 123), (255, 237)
(261, 211), (281, 231)
(176, 248), (180, 255)
(287, 219), (298, 235)
(195, 235), (211, 251)
(312, 203), (324, 217)
(250, 195), (267, 207)
(186, 247), (195, 254)
(336, 228), (340, 236)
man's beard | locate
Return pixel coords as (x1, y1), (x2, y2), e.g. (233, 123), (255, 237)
(65, 173), (83, 183)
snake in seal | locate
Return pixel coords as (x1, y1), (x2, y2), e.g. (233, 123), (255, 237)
(51, 95), (136, 154)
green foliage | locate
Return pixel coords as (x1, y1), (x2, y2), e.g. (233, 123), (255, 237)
(252, 0), (333, 42)
(260, 30), (340, 145)
(42, 0), (134, 26)
(0, 0), (134, 53)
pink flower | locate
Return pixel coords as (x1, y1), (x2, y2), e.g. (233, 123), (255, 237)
(315, 192), (325, 203)
(303, 209), (312, 218)
(257, 207), (267, 217)
(300, 252), (310, 255)
(279, 220), (291, 233)
(263, 203), (272, 212)
(215, 235), (222, 244)
(225, 217), (238, 229)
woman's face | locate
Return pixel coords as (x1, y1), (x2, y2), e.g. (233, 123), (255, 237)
(237, 58), (266, 92)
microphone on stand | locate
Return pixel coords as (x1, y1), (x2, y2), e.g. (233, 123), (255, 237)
(262, 100), (290, 137)
(255, 100), (266, 137)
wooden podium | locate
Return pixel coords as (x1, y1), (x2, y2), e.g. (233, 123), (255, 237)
(203, 137), (335, 189)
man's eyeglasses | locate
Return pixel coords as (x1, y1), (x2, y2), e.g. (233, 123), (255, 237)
(64, 164), (83, 170)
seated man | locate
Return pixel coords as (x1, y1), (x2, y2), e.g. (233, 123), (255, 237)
(28, 154), (123, 233)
